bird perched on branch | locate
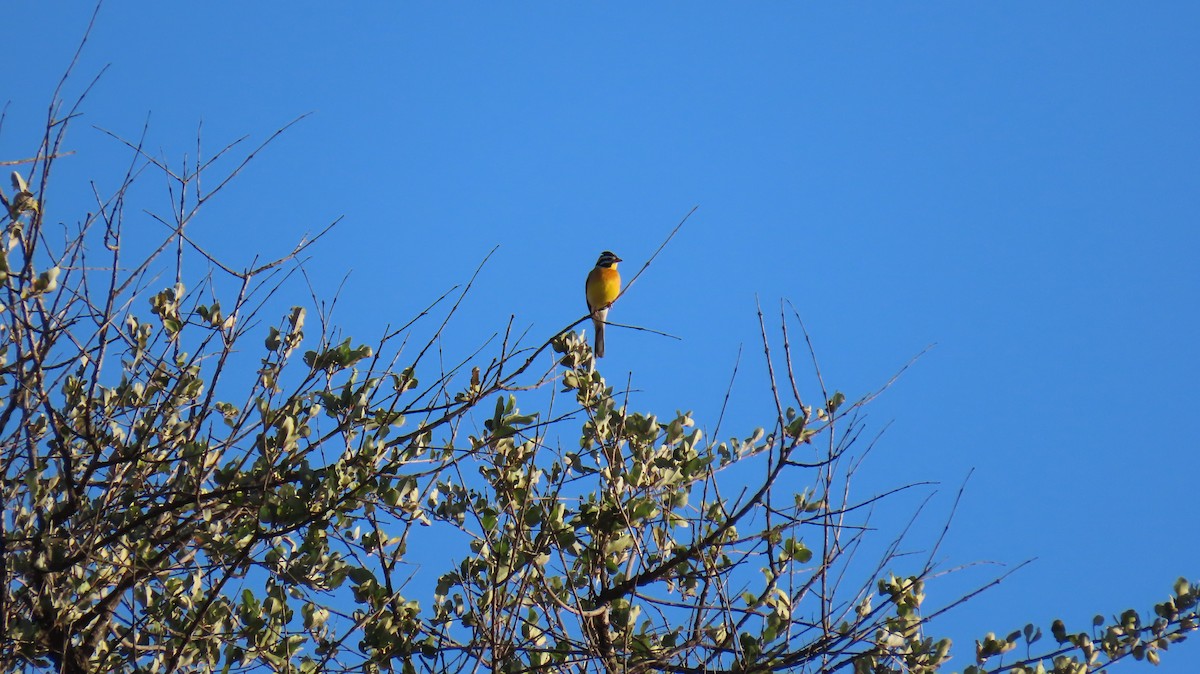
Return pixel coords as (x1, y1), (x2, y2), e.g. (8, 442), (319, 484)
(585, 250), (622, 358)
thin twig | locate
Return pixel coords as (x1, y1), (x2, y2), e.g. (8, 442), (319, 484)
(711, 344), (743, 443)
(0, 153), (76, 166)
(614, 205), (697, 303)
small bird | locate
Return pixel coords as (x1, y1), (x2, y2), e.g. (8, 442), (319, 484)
(585, 250), (622, 358)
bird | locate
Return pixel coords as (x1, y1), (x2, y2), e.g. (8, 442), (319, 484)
(585, 250), (622, 358)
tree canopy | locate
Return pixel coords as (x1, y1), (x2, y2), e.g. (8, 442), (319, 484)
(1, 60), (1197, 674)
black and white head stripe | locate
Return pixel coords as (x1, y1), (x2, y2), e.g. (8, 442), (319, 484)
(595, 251), (622, 267)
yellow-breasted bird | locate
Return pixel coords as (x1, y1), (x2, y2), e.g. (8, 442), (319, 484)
(585, 250), (622, 358)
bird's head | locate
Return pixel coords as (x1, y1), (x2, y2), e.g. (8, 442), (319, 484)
(596, 251), (622, 268)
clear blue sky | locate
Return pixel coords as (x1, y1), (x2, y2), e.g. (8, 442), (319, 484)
(8, 2), (1199, 670)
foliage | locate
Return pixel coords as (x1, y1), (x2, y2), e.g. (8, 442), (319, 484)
(1, 79), (1197, 674)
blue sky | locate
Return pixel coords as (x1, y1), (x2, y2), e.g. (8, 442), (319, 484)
(7, 2), (1199, 670)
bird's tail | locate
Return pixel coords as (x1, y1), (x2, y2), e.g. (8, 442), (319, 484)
(592, 310), (607, 358)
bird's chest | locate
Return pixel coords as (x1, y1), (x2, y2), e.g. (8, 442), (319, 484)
(587, 268), (621, 309)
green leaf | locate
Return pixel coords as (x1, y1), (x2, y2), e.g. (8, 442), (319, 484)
(347, 567), (375, 585)
(826, 391), (846, 414)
